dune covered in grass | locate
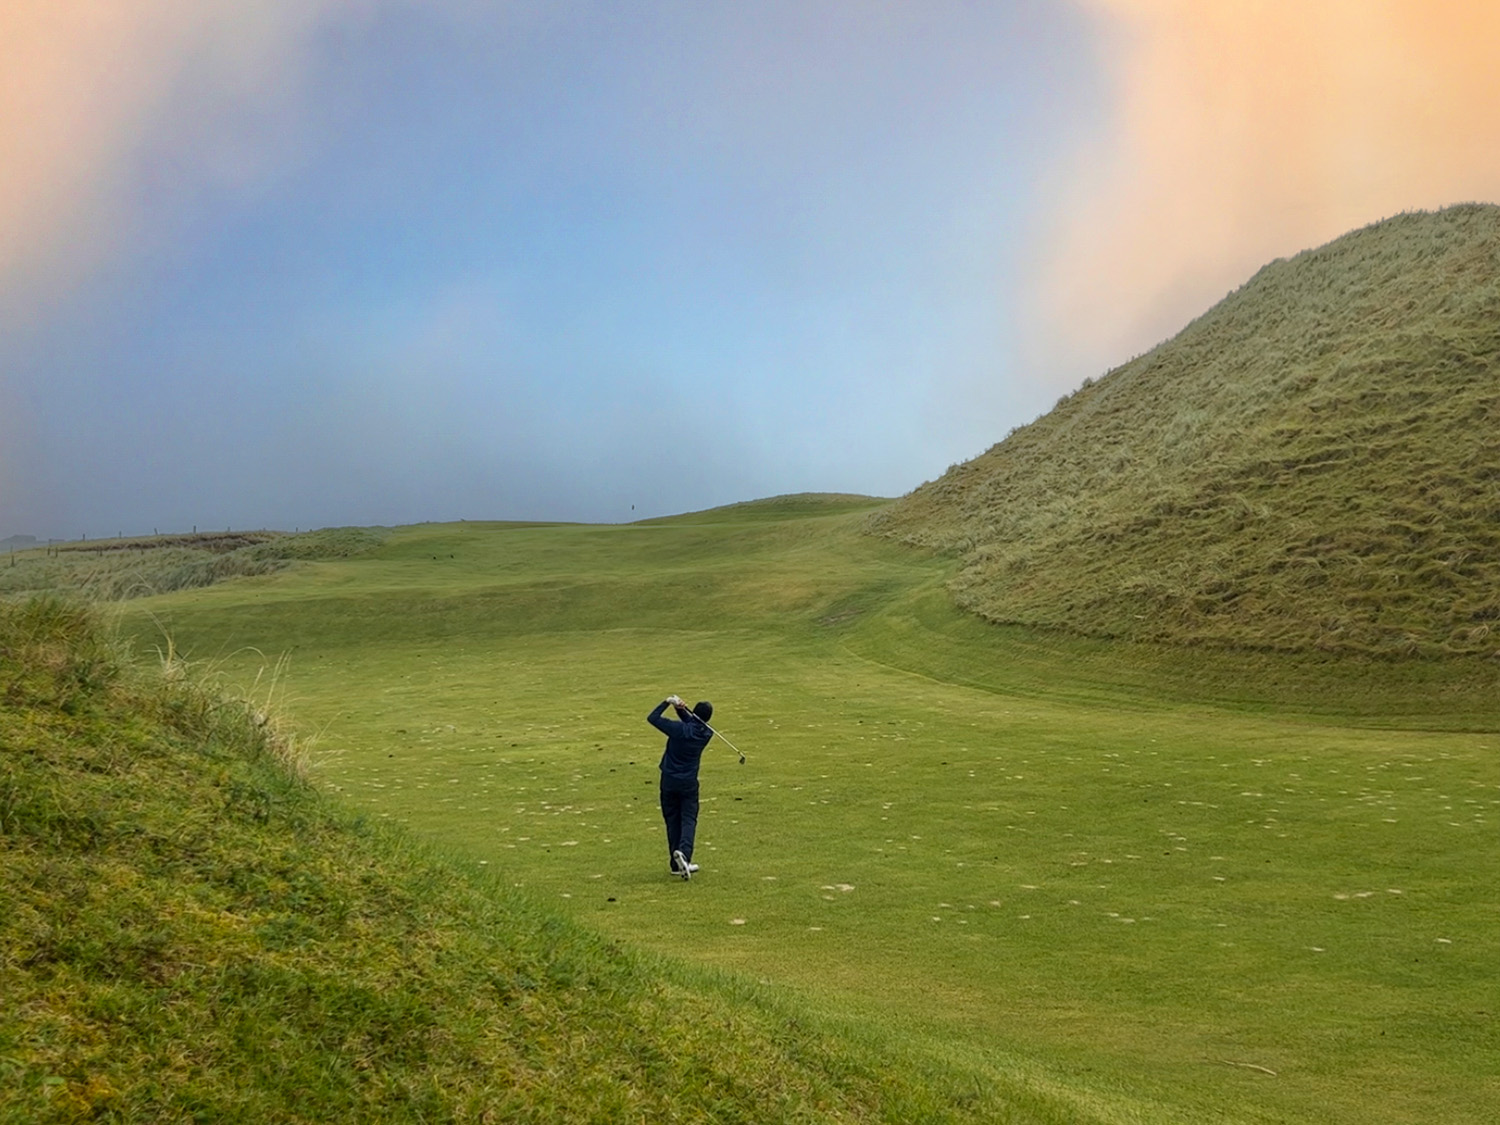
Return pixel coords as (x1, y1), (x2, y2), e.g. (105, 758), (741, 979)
(872, 204), (1500, 657)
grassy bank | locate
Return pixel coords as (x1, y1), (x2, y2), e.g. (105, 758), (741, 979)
(0, 528), (384, 603)
(1, 595), (1101, 1123)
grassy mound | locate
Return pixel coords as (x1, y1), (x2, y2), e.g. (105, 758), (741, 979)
(871, 203), (1500, 657)
(0, 597), (1073, 1124)
(638, 493), (892, 524)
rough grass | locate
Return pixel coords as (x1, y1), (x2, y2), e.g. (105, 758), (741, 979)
(870, 203), (1500, 658)
(0, 596), (1090, 1124)
(0, 528), (385, 602)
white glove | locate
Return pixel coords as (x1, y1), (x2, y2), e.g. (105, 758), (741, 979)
(666, 694), (684, 707)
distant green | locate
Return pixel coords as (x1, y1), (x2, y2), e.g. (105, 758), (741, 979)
(119, 496), (1500, 1124)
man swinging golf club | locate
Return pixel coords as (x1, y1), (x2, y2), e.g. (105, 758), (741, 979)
(648, 694), (715, 880)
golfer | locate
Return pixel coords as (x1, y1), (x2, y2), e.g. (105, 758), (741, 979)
(648, 694), (714, 880)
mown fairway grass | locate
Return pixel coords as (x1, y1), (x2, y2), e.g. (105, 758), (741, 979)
(124, 497), (1500, 1124)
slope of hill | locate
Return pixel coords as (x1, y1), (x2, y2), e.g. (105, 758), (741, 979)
(870, 204), (1500, 657)
(0, 596), (1074, 1124)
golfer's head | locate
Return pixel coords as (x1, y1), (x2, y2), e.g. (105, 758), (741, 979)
(692, 700), (713, 723)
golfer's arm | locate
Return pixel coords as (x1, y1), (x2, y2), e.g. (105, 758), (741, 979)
(647, 700), (678, 734)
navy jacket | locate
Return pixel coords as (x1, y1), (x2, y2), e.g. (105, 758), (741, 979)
(649, 700), (714, 785)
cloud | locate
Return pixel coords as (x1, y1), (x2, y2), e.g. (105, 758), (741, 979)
(0, 1), (347, 319)
(0, 1), (354, 525)
(1028, 0), (1500, 387)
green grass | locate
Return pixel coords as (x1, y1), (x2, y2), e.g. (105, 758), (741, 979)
(118, 498), (1500, 1124)
(2, 595), (1116, 1124)
(872, 204), (1500, 658)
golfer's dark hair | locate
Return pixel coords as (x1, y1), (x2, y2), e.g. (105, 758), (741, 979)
(693, 700), (713, 723)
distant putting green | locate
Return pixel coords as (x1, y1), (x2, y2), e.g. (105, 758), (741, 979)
(123, 497), (1500, 1125)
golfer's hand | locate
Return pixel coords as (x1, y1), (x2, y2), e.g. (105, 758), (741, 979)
(666, 694), (684, 707)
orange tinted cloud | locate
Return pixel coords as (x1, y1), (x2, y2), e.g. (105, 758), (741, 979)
(0, 2), (339, 316)
(1029, 0), (1500, 386)
(0, 2), (343, 518)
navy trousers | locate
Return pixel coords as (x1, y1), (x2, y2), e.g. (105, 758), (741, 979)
(659, 778), (700, 866)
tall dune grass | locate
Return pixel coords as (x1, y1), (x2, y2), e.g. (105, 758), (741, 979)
(0, 528), (384, 602)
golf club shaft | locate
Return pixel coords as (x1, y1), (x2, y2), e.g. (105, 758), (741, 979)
(673, 700), (745, 761)
(704, 723), (742, 758)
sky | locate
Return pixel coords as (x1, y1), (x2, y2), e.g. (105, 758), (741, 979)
(3, 1), (1500, 539)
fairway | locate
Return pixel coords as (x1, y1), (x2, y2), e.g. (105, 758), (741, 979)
(124, 499), (1500, 1124)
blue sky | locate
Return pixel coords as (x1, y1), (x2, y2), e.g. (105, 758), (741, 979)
(3, 1), (1498, 538)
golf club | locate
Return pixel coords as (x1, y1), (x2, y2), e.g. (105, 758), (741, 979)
(670, 696), (746, 763)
